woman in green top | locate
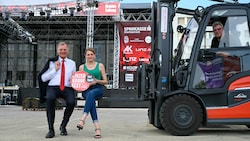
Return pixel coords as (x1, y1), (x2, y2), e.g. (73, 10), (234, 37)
(76, 48), (108, 139)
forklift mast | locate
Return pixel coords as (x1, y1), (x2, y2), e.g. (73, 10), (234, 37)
(138, 0), (177, 100)
(137, 0), (179, 129)
(151, 0), (176, 97)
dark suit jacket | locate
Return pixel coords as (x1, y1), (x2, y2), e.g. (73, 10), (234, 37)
(211, 37), (219, 48)
(38, 56), (58, 103)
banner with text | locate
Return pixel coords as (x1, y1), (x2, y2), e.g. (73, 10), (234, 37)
(118, 22), (151, 88)
(0, 2), (119, 16)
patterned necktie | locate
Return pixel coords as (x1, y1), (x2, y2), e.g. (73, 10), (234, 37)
(60, 59), (65, 91)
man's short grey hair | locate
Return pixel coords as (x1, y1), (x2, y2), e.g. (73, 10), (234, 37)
(212, 21), (223, 29)
(57, 41), (68, 47)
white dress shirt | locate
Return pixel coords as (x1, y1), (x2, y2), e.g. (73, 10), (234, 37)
(41, 57), (76, 87)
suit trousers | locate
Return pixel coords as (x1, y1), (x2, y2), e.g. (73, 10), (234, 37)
(46, 86), (75, 130)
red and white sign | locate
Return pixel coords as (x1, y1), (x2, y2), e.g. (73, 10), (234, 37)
(83, 2), (119, 16)
(0, 2), (119, 16)
(117, 22), (152, 88)
(118, 22), (152, 69)
(70, 71), (90, 91)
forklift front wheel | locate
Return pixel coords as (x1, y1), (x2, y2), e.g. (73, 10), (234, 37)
(159, 94), (203, 136)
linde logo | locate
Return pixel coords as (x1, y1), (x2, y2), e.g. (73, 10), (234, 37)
(123, 57), (137, 62)
(234, 93), (247, 99)
(124, 25), (151, 33)
(123, 45), (133, 54)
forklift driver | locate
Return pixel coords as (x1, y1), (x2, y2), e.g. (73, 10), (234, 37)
(210, 21), (230, 57)
(211, 21), (224, 48)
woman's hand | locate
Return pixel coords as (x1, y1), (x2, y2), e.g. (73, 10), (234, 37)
(89, 79), (97, 86)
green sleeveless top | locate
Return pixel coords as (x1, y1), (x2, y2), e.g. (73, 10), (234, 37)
(83, 62), (101, 80)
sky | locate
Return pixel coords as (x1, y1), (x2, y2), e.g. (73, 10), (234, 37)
(0, 0), (249, 9)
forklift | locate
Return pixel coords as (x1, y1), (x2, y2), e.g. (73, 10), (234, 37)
(137, 0), (250, 135)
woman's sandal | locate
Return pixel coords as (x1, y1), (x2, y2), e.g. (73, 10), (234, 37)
(76, 120), (85, 131)
(94, 128), (101, 139)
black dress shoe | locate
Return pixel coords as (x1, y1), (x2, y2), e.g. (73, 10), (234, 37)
(45, 130), (55, 138)
(60, 126), (68, 136)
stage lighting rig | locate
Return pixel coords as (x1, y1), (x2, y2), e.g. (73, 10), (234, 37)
(29, 11), (34, 16)
(20, 12), (27, 21)
(3, 12), (10, 20)
(63, 7), (68, 14)
(40, 10), (45, 16)
(69, 7), (76, 16)
(45, 10), (52, 19)
(0, 17), (35, 43)
(86, 0), (99, 8)
(77, 2), (82, 12)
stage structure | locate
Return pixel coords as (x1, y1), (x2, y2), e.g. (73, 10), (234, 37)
(0, 17), (35, 43)
(85, 0), (98, 49)
(0, 1), (152, 89)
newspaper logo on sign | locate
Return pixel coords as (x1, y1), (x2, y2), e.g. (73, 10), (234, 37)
(123, 57), (137, 62)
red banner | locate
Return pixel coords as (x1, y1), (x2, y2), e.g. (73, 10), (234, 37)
(83, 2), (119, 16)
(0, 2), (119, 16)
(118, 22), (152, 88)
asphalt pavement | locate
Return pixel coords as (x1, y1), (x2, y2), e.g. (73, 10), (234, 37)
(0, 105), (250, 141)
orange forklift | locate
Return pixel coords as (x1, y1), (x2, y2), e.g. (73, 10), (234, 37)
(137, 0), (250, 135)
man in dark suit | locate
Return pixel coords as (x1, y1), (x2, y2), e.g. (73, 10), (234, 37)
(38, 56), (58, 103)
(38, 42), (76, 138)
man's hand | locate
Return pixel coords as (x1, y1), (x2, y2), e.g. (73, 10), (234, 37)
(216, 52), (229, 57)
(55, 61), (60, 71)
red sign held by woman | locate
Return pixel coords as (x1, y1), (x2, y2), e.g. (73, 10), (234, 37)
(70, 71), (90, 91)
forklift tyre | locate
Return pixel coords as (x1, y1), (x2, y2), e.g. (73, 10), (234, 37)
(148, 108), (164, 130)
(159, 94), (203, 136)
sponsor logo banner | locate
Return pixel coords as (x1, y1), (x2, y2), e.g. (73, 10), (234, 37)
(117, 22), (151, 88)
